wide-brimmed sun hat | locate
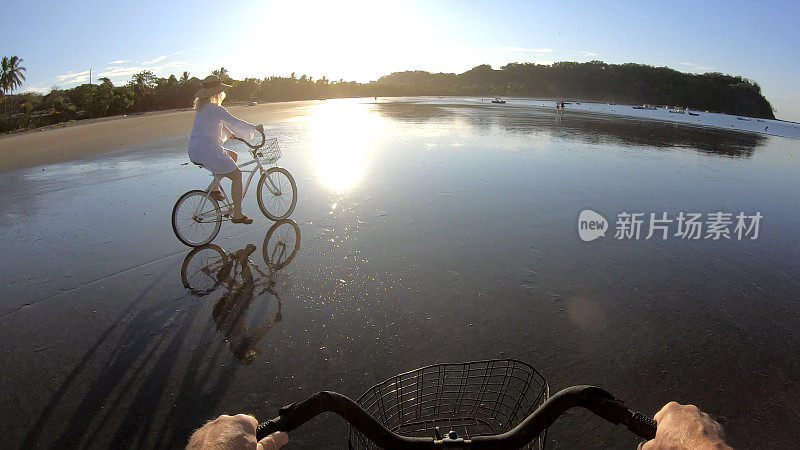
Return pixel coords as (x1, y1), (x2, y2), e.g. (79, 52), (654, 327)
(195, 75), (231, 99)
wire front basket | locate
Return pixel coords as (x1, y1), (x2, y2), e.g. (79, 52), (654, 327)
(348, 359), (550, 449)
(257, 138), (281, 164)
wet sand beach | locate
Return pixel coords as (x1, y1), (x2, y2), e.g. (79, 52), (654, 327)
(0, 101), (317, 172)
(1, 98), (799, 449)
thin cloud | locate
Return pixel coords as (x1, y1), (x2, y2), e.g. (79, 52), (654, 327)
(51, 58), (189, 90)
(96, 60), (188, 79)
(56, 70), (91, 84)
(679, 61), (714, 72)
(494, 46), (554, 54)
(142, 55), (168, 65)
(160, 60), (187, 69)
(107, 59), (131, 65)
(579, 51), (599, 57)
(97, 66), (148, 78)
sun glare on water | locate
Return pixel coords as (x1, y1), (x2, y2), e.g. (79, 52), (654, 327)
(308, 100), (383, 191)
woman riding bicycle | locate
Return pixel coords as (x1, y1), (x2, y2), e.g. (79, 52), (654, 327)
(189, 75), (263, 225)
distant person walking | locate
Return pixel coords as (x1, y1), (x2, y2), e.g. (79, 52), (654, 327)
(188, 75), (264, 224)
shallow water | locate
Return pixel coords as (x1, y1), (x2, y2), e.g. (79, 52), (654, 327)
(1, 98), (799, 449)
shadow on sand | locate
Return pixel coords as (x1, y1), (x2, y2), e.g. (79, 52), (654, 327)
(21, 220), (300, 449)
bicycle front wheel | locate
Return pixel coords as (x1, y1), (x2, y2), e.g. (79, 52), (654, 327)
(257, 167), (297, 221)
(172, 190), (222, 247)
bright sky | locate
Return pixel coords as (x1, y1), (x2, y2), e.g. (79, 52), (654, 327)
(3, 0), (799, 121)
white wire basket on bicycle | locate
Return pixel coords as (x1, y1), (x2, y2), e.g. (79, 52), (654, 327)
(257, 138), (281, 164)
(348, 359), (550, 449)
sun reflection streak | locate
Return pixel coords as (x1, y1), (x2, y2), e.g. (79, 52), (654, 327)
(309, 100), (382, 191)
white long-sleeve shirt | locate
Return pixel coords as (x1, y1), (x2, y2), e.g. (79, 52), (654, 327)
(188, 104), (257, 174)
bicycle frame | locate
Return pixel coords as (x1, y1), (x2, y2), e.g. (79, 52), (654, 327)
(192, 151), (282, 222)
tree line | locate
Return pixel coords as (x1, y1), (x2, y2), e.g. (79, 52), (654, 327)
(0, 59), (775, 133)
(376, 61), (775, 119)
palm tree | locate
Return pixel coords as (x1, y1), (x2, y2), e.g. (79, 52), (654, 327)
(1, 56), (26, 114)
(211, 67), (229, 83)
(1, 56), (26, 95)
(1, 57), (10, 96)
(180, 71), (190, 84)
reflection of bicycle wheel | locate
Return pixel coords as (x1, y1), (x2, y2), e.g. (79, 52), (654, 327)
(181, 244), (228, 296)
(262, 219), (300, 270)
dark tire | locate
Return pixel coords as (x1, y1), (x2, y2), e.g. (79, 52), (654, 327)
(172, 190), (222, 247)
(181, 244), (228, 296)
(262, 219), (301, 270)
(256, 167), (297, 221)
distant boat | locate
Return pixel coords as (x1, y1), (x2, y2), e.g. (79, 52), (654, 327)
(688, 111), (699, 116)
(491, 97), (506, 104)
(668, 109), (686, 114)
(737, 117), (751, 121)
(633, 105), (657, 110)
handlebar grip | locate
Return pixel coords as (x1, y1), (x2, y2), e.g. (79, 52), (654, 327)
(626, 411), (657, 440)
(255, 400), (310, 440)
(257, 126), (265, 147)
(255, 417), (285, 439)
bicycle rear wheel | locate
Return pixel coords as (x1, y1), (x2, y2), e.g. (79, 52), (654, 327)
(257, 167), (297, 221)
(172, 190), (222, 247)
(181, 244), (228, 296)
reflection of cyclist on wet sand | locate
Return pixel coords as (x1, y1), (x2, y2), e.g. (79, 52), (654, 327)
(180, 220), (301, 363)
(211, 244), (282, 364)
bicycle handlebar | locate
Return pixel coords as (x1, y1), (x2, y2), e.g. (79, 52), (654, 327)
(231, 126), (266, 150)
(255, 386), (656, 448)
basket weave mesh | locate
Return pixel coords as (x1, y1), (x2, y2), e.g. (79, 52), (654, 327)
(258, 138), (281, 164)
(348, 359), (549, 449)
